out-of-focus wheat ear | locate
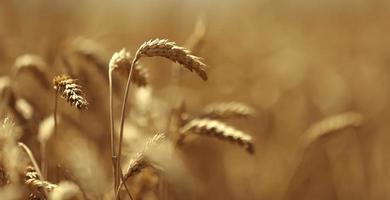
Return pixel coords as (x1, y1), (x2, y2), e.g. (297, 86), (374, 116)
(168, 100), (189, 143)
(133, 38), (208, 81)
(49, 181), (82, 200)
(302, 112), (363, 148)
(72, 37), (108, 77)
(184, 17), (207, 53)
(0, 81), (31, 125)
(200, 101), (255, 119)
(109, 48), (149, 87)
(179, 118), (254, 154)
(52, 74), (88, 110)
(13, 54), (51, 90)
(0, 167), (7, 186)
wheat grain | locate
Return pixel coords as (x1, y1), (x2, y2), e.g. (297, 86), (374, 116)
(133, 38), (208, 81)
(109, 48), (149, 87)
(179, 118), (254, 154)
(302, 112), (363, 148)
(201, 101), (255, 119)
(53, 74), (88, 110)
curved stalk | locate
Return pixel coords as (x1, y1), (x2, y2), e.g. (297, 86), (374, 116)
(115, 57), (136, 200)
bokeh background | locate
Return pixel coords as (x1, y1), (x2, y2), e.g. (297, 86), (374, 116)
(1, 0), (390, 199)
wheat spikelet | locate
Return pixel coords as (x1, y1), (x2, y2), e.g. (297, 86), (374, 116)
(123, 133), (166, 181)
(13, 54), (50, 90)
(179, 118), (254, 154)
(53, 74), (88, 110)
(201, 101), (255, 119)
(302, 112), (363, 148)
(133, 38), (208, 81)
(109, 48), (149, 87)
(25, 166), (57, 191)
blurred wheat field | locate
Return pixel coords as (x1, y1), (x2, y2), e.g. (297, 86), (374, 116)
(1, 0), (390, 200)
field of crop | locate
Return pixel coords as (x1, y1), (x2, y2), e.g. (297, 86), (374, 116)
(1, 0), (390, 199)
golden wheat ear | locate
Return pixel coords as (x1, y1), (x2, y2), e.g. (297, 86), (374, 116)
(200, 101), (255, 119)
(109, 48), (149, 87)
(179, 118), (254, 154)
(302, 112), (363, 148)
(133, 38), (208, 81)
(52, 74), (88, 110)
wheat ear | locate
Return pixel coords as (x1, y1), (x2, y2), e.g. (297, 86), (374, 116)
(201, 101), (255, 119)
(13, 54), (50, 90)
(302, 112), (363, 148)
(53, 74), (88, 110)
(109, 48), (149, 87)
(25, 166), (57, 191)
(116, 133), (166, 199)
(179, 118), (254, 154)
(133, 38), (207, 81)
(73, 37), (106, 71)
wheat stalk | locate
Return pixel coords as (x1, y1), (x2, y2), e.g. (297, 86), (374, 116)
(200, 101), (255, 119)
(184, 17), (207, 53)
(302, 112), (363, 148)
(53, 74), (88, 110)
(179, 118), (254, 154)
(108, 48), (149, 191)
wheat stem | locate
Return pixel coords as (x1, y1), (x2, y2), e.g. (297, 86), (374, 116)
(40, 143), (47, 180)
(115, 57), (136, 200)
(108, 69), (118, 191)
